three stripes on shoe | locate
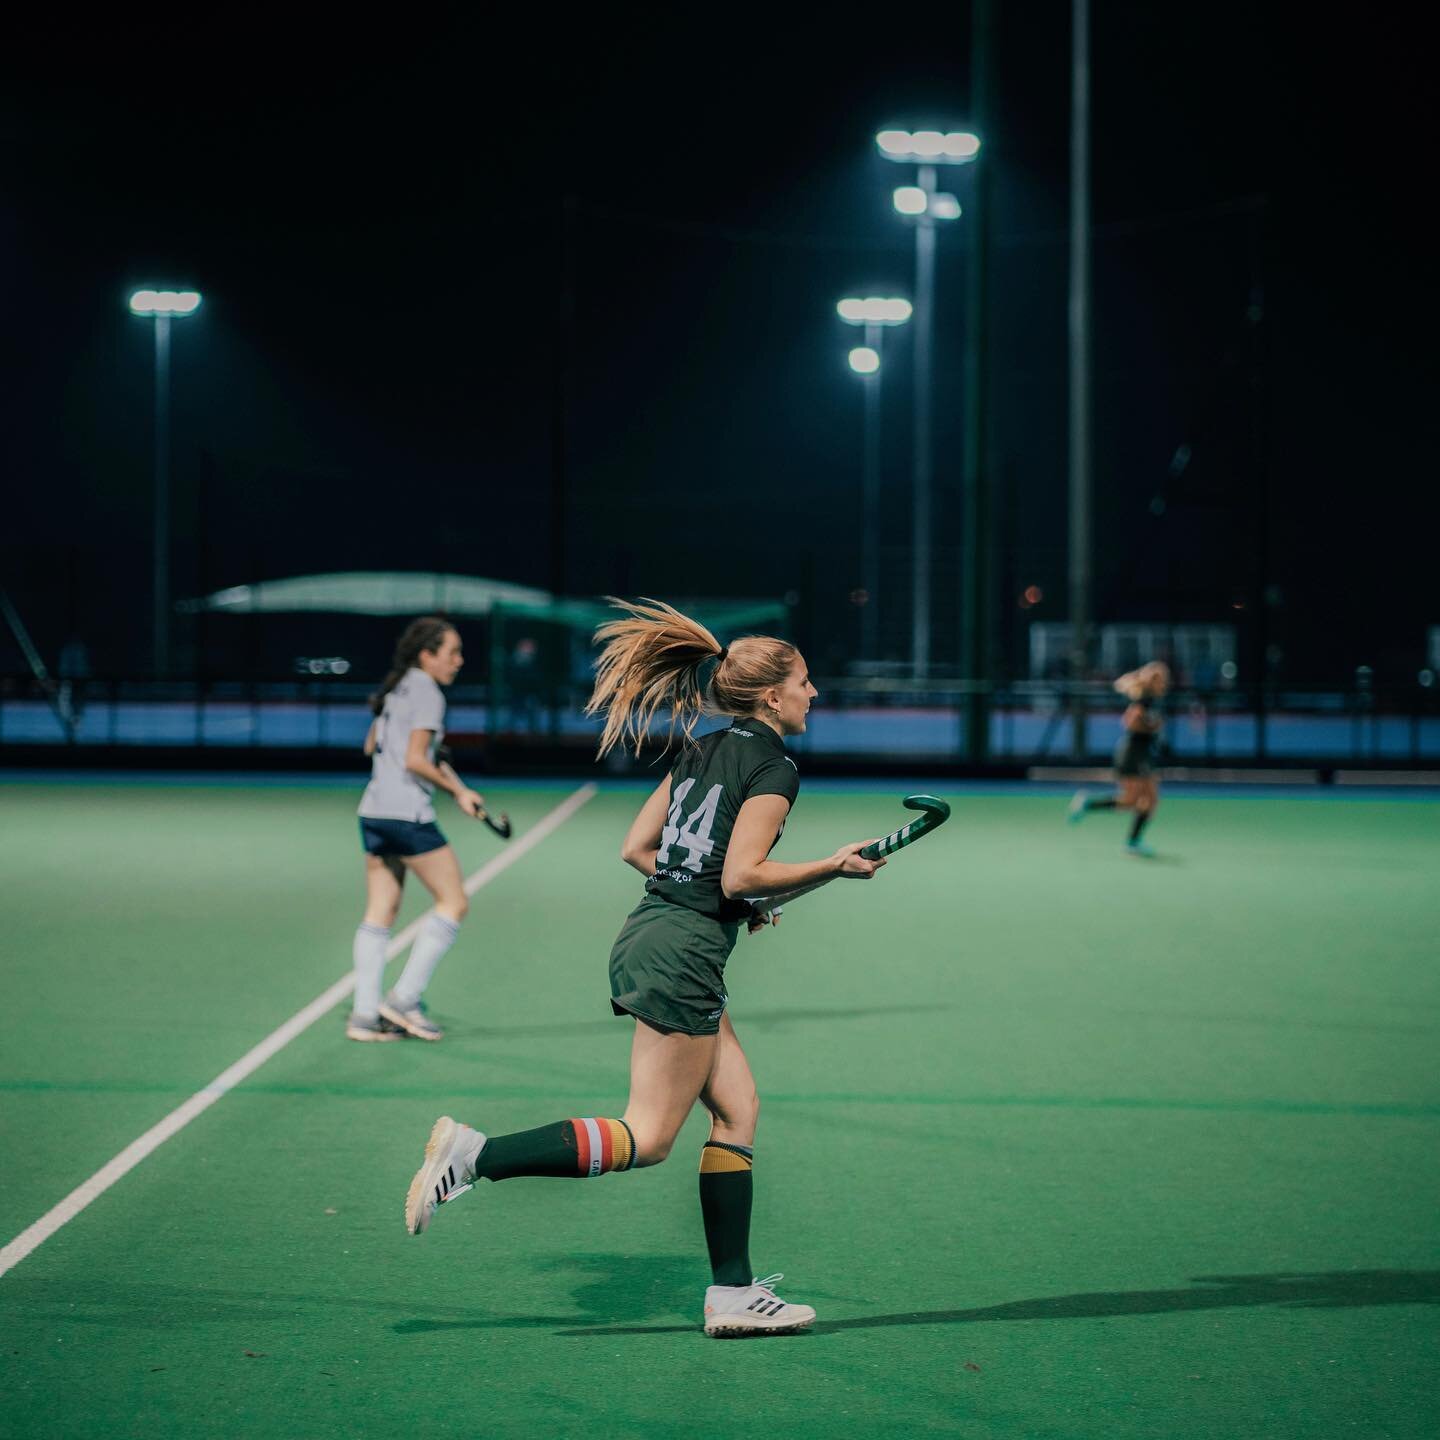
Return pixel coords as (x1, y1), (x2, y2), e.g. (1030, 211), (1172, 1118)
(435, 1162), (473, 1207)
(746, 1296), (788, 1316)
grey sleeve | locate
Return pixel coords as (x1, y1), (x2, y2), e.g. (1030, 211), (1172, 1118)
(408, 675), (446, 733)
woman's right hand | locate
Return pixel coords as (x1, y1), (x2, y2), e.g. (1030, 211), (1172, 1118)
(832, 841), (886, 878)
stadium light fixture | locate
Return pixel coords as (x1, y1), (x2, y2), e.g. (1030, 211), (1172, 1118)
(892, 186), (928, 217)
(876, 129), (981, 164)
(848, 347), (881, 375)
(837, 297), (913, 326)
(129, 289), (202, 316)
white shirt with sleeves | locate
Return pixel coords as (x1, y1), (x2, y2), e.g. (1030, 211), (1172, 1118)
(357, 668), (447, 823)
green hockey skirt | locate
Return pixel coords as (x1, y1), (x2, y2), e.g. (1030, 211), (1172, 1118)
(608, 894), (740, 1037)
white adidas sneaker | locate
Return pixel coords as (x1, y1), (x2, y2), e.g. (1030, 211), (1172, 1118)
(404, 1115), (486, 1235)
(703, 1273), (816, 1337)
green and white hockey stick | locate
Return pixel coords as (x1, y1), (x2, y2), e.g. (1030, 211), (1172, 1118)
(858, 794), (952, 859)
(749, 794), (952, 925)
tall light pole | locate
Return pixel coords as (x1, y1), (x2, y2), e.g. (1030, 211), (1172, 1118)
(877, 129), (978, 678)
(838, 296), (912, 661)
(963, 0), (996, 761)
(129, 288), (201, 677)
(1067, 0), (1092, 757)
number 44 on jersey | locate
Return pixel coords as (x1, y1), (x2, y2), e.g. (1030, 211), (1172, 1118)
(657, 779), (722, 873)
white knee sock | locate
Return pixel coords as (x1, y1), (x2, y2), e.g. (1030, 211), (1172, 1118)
(389, 913), (461, 1009)
(352, 922), (391, 1020)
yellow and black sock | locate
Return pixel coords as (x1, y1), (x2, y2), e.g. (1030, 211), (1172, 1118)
(699, 1141), (754, 1287)
(475, 1117), (635, 1181)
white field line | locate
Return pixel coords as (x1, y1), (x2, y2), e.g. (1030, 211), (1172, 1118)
(0, 782), (598, 1281)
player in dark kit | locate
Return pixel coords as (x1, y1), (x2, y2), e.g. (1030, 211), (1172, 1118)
(608, 716), (801, 1035)
(402, 599), (886, 1335)
(1067, 661), (1171, 856)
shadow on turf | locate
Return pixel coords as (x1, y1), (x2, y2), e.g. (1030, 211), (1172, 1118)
(1075, 849), (1186, 867)
(552, 1270), (1440, 1338)
(392, 1253), (701, 1335)
(2, 1256), (701, 1337)
(12, 1268), (1431, 1340)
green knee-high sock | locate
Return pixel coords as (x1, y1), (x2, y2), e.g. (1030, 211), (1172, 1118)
(699, 1142), (754, 1286)
(475, 1117), (635, 1181)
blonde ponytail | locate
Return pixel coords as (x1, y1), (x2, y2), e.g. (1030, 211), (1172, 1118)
(587, 599), (722, 758)
(1114, 661), (1170, 700)
(586, 598), (799, 757)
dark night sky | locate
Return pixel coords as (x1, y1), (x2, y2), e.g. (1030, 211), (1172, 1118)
(1, 6), (1434, 683)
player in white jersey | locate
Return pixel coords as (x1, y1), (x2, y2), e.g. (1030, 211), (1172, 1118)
(348, 617), (486, 1043)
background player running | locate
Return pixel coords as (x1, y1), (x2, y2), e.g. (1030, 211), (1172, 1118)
(402, 599), (885, 1337)
(348, 617), (487, 1042)
(1068, 660), (1171, 857)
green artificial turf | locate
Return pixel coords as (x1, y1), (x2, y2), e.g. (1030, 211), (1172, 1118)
(0, 779), (1436, 1438)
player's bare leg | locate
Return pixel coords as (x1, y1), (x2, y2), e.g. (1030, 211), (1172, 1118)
(404, 1018), (713, 1235)
(621, 1020), (717, 1166)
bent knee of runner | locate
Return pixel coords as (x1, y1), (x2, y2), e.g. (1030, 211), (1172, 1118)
(438, 896), (469, 923)
(624, 1120), (680, 1168)
(708, 1091), (759, 1146)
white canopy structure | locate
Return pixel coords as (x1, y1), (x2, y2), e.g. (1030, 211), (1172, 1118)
(180, 573), (788, 636)
(181, 572), (553, 617)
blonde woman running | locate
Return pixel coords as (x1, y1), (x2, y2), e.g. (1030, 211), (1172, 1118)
(348, 617), (486, 1042)
(1068, 661), (1171, 857)
(402, 600), (885, 1336)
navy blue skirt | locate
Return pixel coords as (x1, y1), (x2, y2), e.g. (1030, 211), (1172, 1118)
(359, 818), (448, 857)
